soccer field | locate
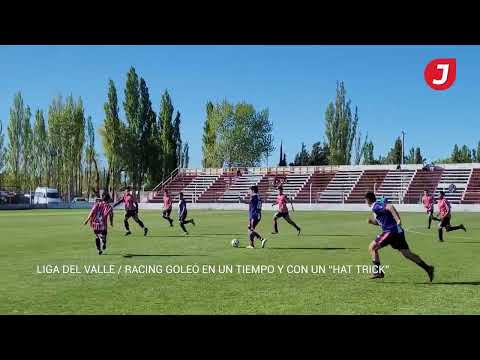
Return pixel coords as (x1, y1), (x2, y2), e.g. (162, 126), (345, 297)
(1, 209), (479, 314)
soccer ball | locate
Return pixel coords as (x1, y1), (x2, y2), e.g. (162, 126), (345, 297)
(231, 239), (240, 248)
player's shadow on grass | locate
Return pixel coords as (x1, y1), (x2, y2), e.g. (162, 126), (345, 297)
(199, 233), (245, 236)
(122, 254), (207, 258)
(298, 234), (364, 237)
(383, 281), (480, 286)
(424, 281), (480, 286)
(147, 234), (364, 238)
(147, 235), (192, 238)
(448, 241), (478, 244)
(148, 234), (246, 238)
(269, 247), (361, 250)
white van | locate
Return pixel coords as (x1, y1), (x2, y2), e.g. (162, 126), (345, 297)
(34, 187), (61, 205)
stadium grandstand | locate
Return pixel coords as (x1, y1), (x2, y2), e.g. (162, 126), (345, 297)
(148, 163), (480, 206)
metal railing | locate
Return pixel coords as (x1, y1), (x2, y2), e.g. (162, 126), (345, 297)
(151, 167), (180, 194)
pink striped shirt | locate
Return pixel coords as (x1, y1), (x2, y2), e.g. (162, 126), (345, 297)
(89, 201), (113, 231)
(121, 193), (137, 211)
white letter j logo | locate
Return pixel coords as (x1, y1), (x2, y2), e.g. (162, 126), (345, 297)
(432, 64), (450, 85)
(425, 58), (456, 90)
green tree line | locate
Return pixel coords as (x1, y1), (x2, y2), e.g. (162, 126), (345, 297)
(0, 66), (189, 199)
(288, 81), (480, 167)
(435, 143), (480, 164)
(1, 77), (479, 198)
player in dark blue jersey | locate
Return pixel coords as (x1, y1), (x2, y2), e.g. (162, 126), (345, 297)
(365, 192), (434, 281)
(246, 186), (266, 249)
(178, 192), (195, 234)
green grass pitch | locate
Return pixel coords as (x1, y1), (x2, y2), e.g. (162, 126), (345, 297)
(1, 209), (480, 314)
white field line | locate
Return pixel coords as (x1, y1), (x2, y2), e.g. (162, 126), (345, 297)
(405, 226), (474, 240)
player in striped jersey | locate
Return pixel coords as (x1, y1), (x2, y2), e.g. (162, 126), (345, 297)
(84, 192), (114, 255)
(113, 187), (149, 237)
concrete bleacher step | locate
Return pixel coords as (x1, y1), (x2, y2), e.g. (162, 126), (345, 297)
(264, 173), (312, 202)
(434, 169), (472, 204)
(462, 168), (480, 203)
(175, 175), (220, 202)
(295, 171), (336, 203)
(149, 174), (197, 202)
(375, 170), (415, 203)
(345, 170), (389, 203)
(196, 174), (234, 203)
(318, 170), (363, 203)
(218, 174), (265, 203)
(403, 169), (443, 204)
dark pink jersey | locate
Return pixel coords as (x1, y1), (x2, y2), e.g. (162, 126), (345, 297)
(422, 195), (434, 211)
(88, 201), (113, 231)
(121, 193), (137, 211)
(438, 198), (451, 218)
(163, 195), (172, 209)
(276, 194), (288, 213)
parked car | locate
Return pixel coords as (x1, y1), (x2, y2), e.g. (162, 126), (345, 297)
(15, 193), (31, 204)
(0, 191), (12, 204)
(24, 192), (35, 201)
(72, 197), (88, 203)
(33, 187), (61, 205)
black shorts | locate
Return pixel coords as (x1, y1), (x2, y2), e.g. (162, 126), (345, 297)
(179, 211), (187, 222)
(274, 211), (289, 219)
(374, 231), (409, 250)
(125, 210), (138, 218)
(163, 208), (172, 217)
(249, 214), (261, 230)
(440, 216), (451, 228)
(94, 230), (107, 237)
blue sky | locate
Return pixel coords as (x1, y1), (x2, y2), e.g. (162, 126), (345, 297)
(0, 45), (478, 168)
